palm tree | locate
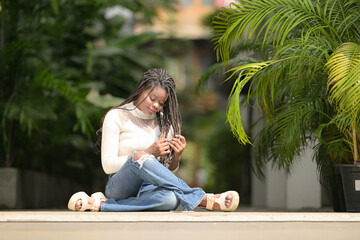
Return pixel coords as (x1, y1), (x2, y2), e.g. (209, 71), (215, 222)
(207, 0), (360, 176)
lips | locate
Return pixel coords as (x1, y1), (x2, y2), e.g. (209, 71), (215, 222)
(148, 108), (156, 114)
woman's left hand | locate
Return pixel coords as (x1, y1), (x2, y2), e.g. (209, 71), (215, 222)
(169, 134), (186, 157)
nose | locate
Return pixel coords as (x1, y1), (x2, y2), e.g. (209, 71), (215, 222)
(153, 102), (160, 110)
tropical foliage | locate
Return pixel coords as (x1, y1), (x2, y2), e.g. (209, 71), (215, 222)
(205, 0), (360, 176)
(0, 0), (176, 186)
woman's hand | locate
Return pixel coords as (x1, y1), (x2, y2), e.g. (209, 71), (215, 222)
(144, 138), (171, 158)
(167, 134), (186, 171)
(169, 135), (186, 158)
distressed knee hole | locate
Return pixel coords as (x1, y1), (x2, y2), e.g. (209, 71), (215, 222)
(134, 153), (153, 169)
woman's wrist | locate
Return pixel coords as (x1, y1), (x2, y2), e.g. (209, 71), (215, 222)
(143, 147), (152, 155)
(174, 152), (182, 161)
(133, 151), (149, 161)
(169, 154), (181, 170)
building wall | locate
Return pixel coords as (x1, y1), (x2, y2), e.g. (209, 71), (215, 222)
(250, 107), (323, 210)
(134, 0), (235, 39)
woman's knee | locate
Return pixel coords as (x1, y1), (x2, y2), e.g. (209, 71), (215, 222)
(160, 190), (179, 210)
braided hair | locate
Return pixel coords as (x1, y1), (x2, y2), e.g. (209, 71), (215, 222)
(96, 68), (181, 166)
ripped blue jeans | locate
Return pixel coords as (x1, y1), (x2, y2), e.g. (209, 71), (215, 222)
(100, 154), (206, 211)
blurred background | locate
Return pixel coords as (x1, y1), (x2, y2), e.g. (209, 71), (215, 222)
(0, 0), (328, 210)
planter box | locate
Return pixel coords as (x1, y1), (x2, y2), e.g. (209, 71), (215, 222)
(0, 168), (82, 209)
(338, 164), (360, 212)
(332, 165), (346, 212)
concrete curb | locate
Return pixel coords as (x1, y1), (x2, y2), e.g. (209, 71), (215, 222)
(1, 211), (360, 222)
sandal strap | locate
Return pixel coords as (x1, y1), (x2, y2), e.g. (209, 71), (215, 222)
(218, 191), (240, 212)
(68, 191), (89, 211)
(215, 192), (228, 210)
(205, 191), (240, 211)
(79, 196), (102, 212)
(90, 198), (101, 212)
(90, 192), (107, 212)
(205, 194), (215, 210)
(79, 197), (92, 212)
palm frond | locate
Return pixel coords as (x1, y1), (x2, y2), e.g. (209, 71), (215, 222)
(325, 42), (360, 131)
(226, 59), (287, 144)
(196, 57), (259, 94)
(223, 29), (336, 146)
(253, 96), (331, 176)
(212, 0), (342, 62)
(210, 0), (360, 173)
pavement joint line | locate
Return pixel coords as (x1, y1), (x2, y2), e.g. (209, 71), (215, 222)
(1, 211), (360, 222)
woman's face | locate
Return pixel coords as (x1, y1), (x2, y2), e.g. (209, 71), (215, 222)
(135, 86), (168, 115)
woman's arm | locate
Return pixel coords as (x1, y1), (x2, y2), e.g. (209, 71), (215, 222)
(101, 110), (128, 174)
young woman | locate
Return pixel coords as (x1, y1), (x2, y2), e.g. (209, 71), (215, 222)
(68, 68), (239, 212)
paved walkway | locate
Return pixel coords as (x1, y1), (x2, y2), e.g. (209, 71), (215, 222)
(1, 210), (360, 240)
(1, 210), (360, 222)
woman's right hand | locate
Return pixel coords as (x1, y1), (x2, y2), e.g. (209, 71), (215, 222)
(144, 139), (171, 158)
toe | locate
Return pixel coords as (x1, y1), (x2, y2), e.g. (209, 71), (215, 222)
(75, 199), (82, 211)
(225, 193), (234, 208)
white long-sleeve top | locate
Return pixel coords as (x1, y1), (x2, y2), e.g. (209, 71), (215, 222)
(101, 102), (176, 174)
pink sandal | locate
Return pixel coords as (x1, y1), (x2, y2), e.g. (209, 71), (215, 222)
(204, 191), (240, 212)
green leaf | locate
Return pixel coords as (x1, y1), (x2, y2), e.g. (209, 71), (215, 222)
(325, 42), (360, 131)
